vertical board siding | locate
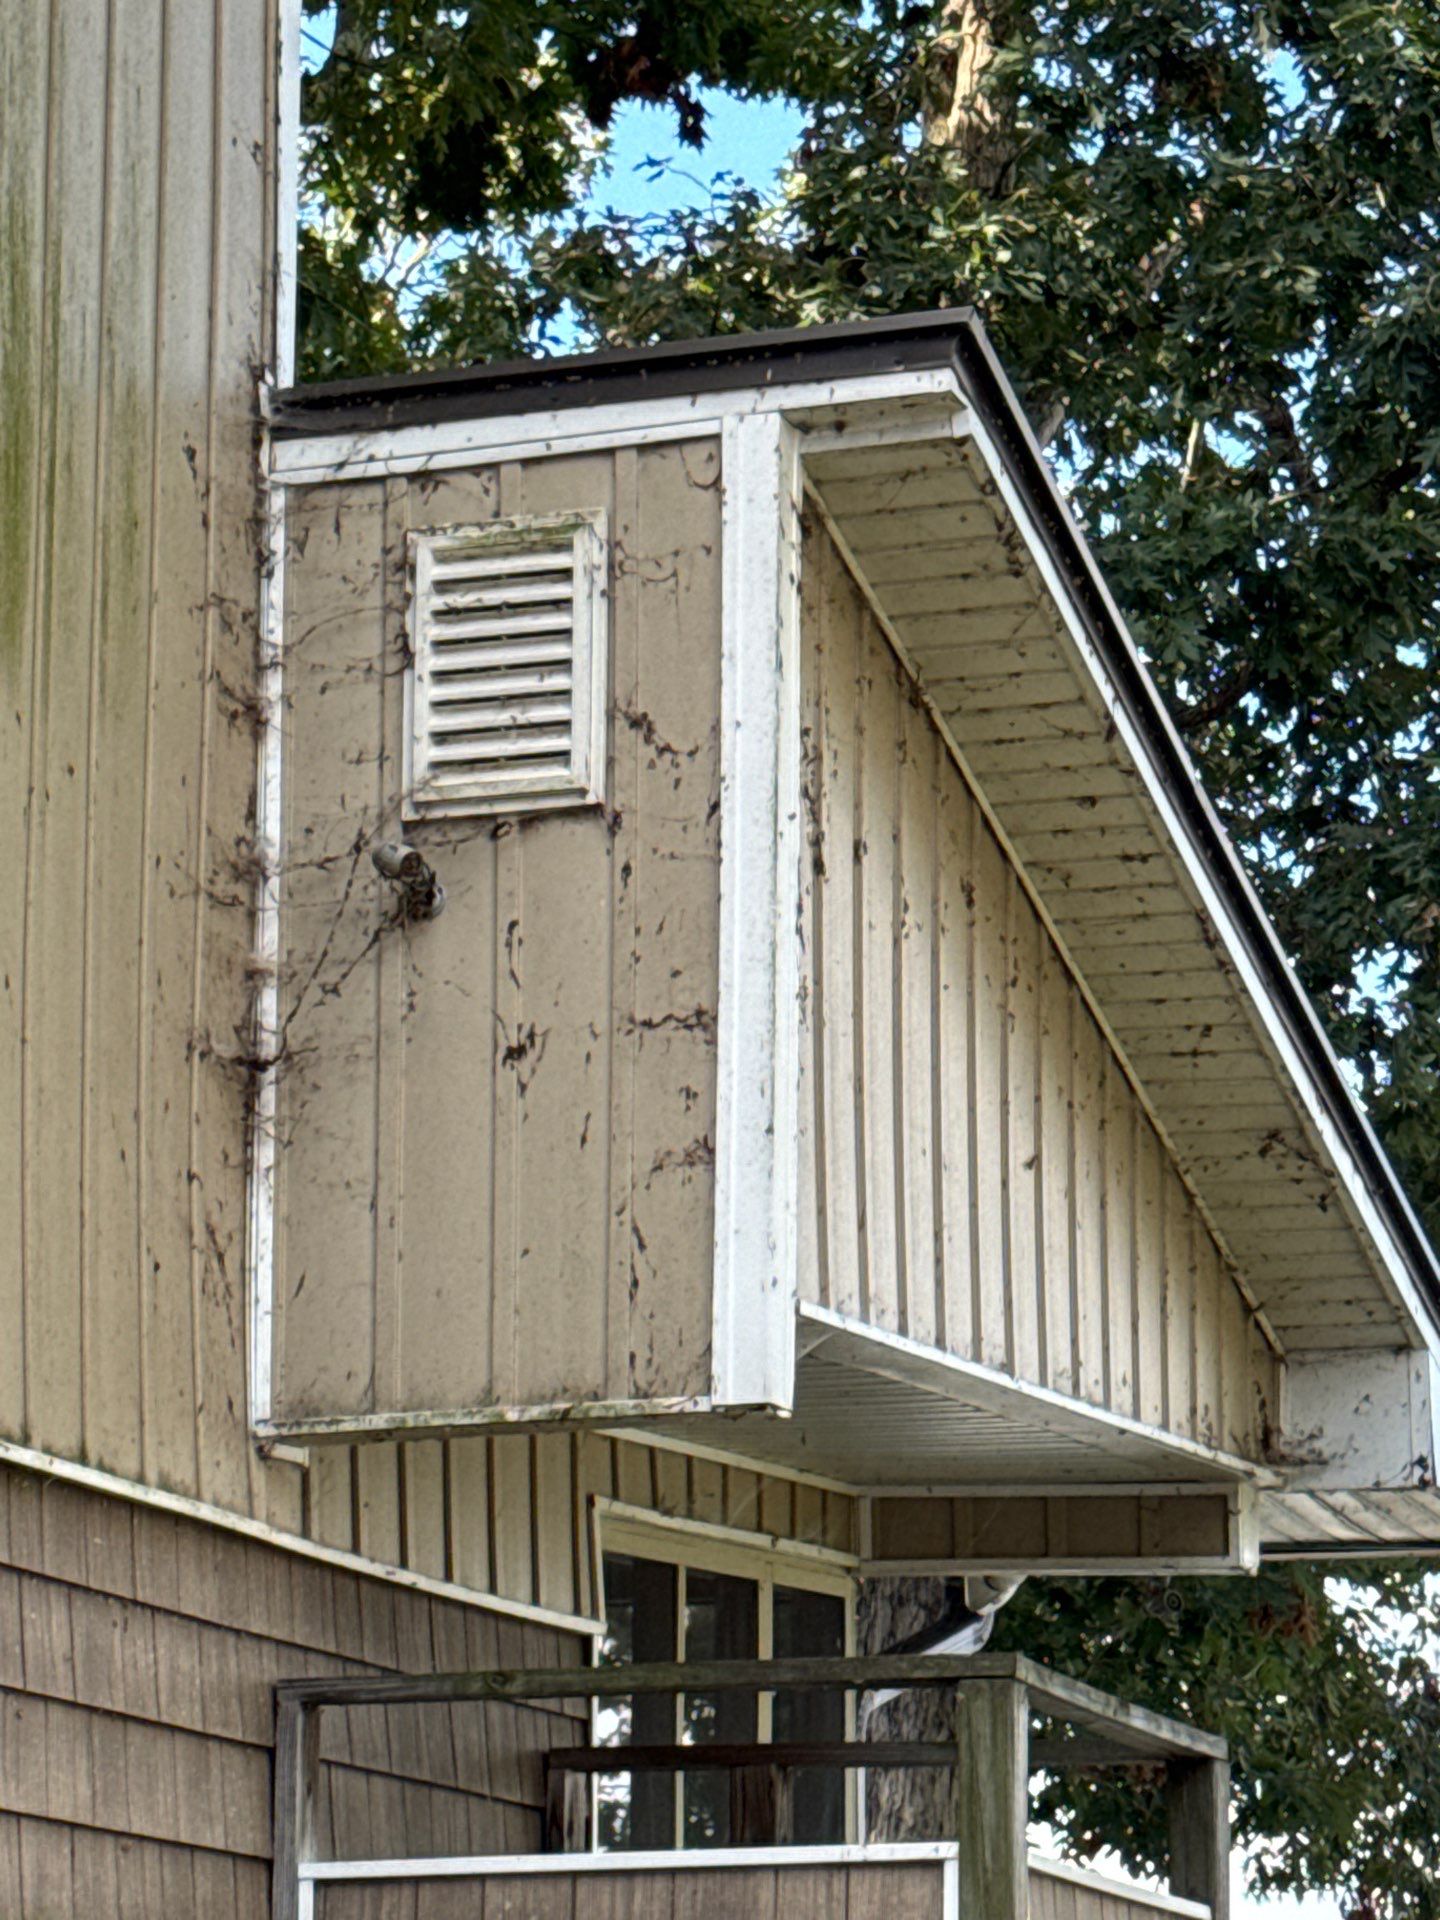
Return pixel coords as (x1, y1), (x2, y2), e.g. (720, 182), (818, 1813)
(0, 0), (282, 1530)
(1, 0), (291, 1513)
(573, 1430), (859, 1614)
(0, 1463), (586, 1918)
(799, 514), (1276, 1450)
(273, 443), (724, 1428)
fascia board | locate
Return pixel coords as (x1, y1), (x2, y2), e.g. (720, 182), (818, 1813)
(267, 369), (966, 485)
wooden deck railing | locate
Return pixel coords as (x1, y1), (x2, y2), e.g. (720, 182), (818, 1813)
(273, 1652), (1229, 1920)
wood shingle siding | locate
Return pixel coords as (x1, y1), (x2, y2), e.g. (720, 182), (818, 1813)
(0, 1463), (585, 1913)
(796, 513), (1277, 1456)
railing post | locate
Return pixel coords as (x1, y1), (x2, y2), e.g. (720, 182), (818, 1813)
(1167, 1757), (1231, 1920)
(952, 1679), (1029, 1920)
(273, 1695), (322, 1920)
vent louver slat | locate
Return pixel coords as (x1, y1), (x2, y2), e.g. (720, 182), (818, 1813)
(404, 513), (608, 819)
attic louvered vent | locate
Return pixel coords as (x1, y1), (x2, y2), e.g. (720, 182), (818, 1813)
(404, 512), (608, 819)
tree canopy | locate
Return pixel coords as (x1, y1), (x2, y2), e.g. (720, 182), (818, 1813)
(299, 4), (1440, 1909)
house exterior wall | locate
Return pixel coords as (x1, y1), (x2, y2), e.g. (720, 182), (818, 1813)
(271, 445), (725, 1429)
(796, 512), (1279, 1460)
(0, 1462), (584, 1914)
(304, 1432), (859, 1624)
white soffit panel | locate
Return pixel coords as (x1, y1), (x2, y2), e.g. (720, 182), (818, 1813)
(660, 1308), (1272, 1491)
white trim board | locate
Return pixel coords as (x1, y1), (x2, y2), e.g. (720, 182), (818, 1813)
(595, 1495), (859, 1572)
(300, 1841), (960, 1882)
(248, 480), (286, 1429)
(271, 0), (302, 391)
(254, 1393), (716, 1445)
(0, 1437), (600, 1638)
(294, 1846), (1198, 1920)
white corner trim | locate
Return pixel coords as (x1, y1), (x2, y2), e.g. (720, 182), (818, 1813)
(0, 1436), (601, 1637)
(941, 1853), (959, 1920)
(710, 410), (805, 1411)
(248, 480), (286, 1428)
(272, 0), (301, 391)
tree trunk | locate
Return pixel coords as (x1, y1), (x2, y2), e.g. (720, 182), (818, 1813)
(920, 0), (1018, 195)
(858, 1576), (960, 1840)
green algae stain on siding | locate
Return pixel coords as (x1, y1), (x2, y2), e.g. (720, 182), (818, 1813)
(0, 184), (38, 690)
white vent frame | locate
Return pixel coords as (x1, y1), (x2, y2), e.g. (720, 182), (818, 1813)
(403, 511), (609, 820)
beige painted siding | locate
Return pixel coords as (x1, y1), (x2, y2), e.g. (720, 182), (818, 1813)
(797, 514), (1276, 1458)
(0, 1462), (586, 1919)
(272, 445), (724, 1428)
(294, 1431), (856, 1625)
(0, 0), (771, 1621)
(0, 0), (287, 1511)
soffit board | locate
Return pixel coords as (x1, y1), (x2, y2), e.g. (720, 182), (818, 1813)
(656, 1338), (1262, 1491)
(1260, 1488), (1440, 1557)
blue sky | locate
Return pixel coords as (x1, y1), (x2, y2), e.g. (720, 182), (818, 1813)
(586, 88), (803, 219)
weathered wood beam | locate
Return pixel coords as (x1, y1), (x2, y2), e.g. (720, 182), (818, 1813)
(1167, 1757), (1232, 1920)
(272, 1696), (322, 1920)
(954, 1679), (1029, 1920)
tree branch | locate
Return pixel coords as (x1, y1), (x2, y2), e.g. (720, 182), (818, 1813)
(1175, 657), (1257, 733)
